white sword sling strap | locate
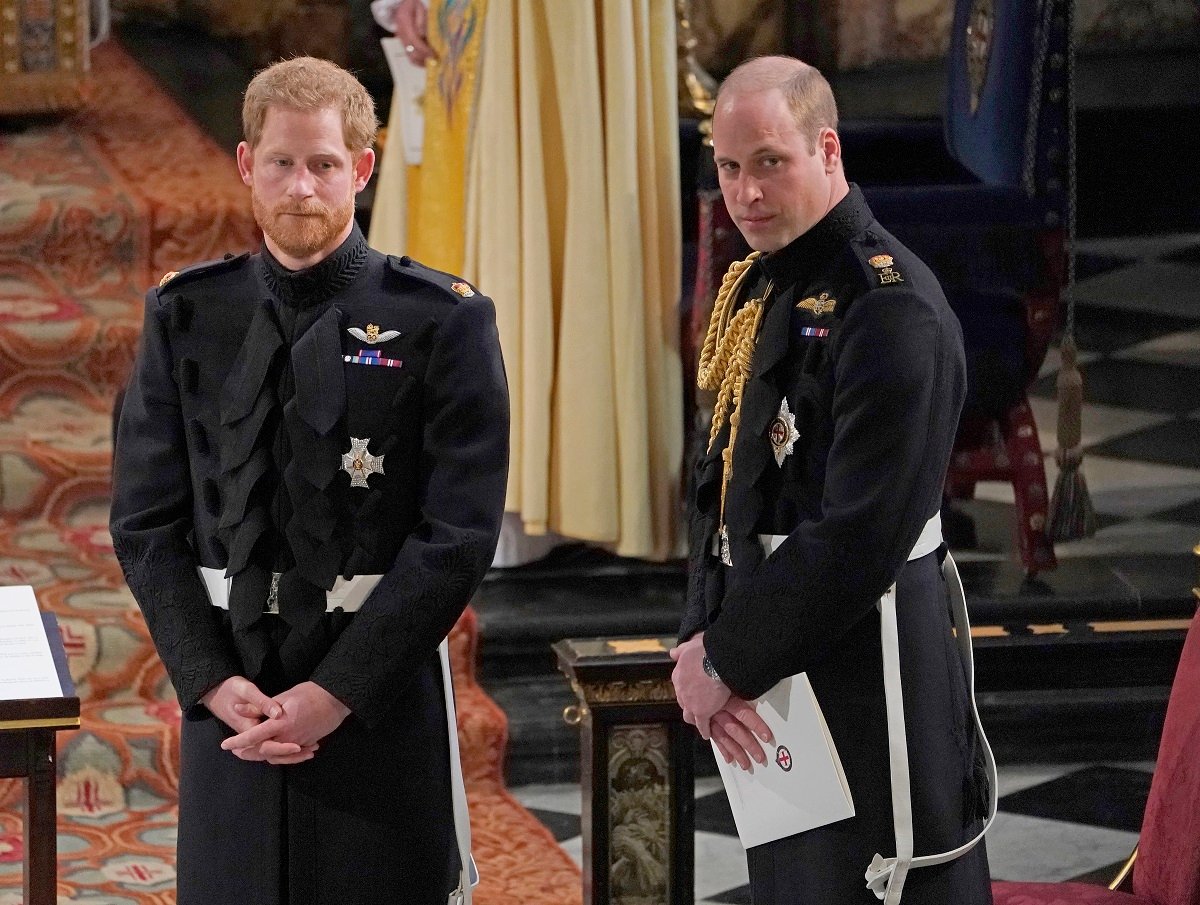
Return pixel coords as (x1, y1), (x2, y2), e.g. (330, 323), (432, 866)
(197, 568), (480, 904)
(862, 516), (999, 903)
(439, 636), (480, 905)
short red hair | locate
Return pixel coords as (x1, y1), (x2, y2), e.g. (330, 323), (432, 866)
(242, 57), (378, 152)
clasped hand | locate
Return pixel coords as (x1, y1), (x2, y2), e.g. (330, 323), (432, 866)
(202, 677), (350, 765)
(669, 633), (774, 771)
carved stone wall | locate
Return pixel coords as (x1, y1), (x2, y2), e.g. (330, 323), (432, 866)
(689, 0), (787, 78)
(692, 0), (1198, 75)
(1077, 0), (1199, 51)
(112, 0), (350, 66)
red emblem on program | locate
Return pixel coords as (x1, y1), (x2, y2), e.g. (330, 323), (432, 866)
(775, 746), (793, 772)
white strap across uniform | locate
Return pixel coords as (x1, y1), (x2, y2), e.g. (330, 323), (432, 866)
(439, 636), (480, 905)
(867, 518), (998, 903)
(197, 567), (479, 903)
(755, 514), (998, 903)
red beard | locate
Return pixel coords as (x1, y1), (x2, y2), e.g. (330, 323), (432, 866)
(252, 190), (354, 261)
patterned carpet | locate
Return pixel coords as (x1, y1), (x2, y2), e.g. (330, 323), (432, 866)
(0, 42), (579, 905)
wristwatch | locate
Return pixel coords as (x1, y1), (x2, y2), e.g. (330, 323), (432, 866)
(702, 654), (721, 683)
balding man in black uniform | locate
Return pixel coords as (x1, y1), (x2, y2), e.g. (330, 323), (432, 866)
(670, 56), (994, 904)
(110, 57), (507, 904)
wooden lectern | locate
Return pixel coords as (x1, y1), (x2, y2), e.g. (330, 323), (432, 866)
(554, 636), (694, 905)
(0, 611), (80, 905)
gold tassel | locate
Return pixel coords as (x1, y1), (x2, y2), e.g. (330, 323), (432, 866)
(696, 253), (767, 565)
(1048, 337), (1097, 541)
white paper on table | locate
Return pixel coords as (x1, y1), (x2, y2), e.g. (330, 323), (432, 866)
(714, 671), (854, 849)
(380, 37), (427, 166)
(0, 585), (63, 700)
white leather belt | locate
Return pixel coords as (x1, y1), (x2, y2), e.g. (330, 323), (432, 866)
(753, 512), (944, 563)
(197, 564), (479, 903)
(197, 567), (383, 613)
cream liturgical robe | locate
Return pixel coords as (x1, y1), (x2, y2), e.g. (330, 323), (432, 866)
(372, 0), (683, 561)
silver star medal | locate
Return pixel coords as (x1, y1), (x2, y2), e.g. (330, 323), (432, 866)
(342, 437), (385, 488)
(768, 398), (801, 467)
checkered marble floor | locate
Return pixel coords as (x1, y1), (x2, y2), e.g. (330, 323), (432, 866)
(957, 232), (1200, 561)
(512, 759), (1152, 903)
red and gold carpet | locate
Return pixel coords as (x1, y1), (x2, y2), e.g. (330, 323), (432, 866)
(0, 40), (580, 905)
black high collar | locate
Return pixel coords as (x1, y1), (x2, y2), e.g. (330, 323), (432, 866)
(259, 221), (368, 309)
(758, 184), (872, 291)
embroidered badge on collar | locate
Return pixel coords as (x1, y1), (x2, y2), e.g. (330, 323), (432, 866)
(451, 281), (476, 298)
(768, 398), (801, 467)
(341, 437), (385, 488)
(869, 254), (905, 285)
(797, 291), (837, 316)
(348, 324), (401, 344)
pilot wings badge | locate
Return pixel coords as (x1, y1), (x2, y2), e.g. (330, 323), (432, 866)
(797, 292), (837, 317)
(347, 323), (401, 344)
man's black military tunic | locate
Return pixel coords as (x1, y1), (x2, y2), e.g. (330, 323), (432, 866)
(110, 224), (509, 905)
(681, 187), (992, 903)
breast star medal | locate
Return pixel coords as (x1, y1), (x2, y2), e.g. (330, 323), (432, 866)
(769, 398), (801, 467)
(347, 324), (401, 344)
(341, 437), (385, 488)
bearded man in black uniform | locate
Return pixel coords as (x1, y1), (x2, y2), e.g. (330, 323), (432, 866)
(670, 56), (994, 904)
(110, 57), (508, 904)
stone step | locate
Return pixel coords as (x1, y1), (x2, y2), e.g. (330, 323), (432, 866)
(474, 547), (686, 681)
(473, 549), (686, 785)
(474, 549), (1196, 785)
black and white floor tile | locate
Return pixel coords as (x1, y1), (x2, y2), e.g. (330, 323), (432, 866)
(512, 760), (1151, 903)
(957, 232), (1200, 560)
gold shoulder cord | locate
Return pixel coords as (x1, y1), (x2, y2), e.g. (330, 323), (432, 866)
(696, 252), (771, 565)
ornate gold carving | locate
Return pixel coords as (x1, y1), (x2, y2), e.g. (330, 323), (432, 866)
(608, 725), (672, 903)
(575, 679), (677, 705)
(966, 0), (994, 115)
(677, 0), (716, 139)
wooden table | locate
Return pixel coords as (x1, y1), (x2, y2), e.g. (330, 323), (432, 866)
(0, 613), (80, 905)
